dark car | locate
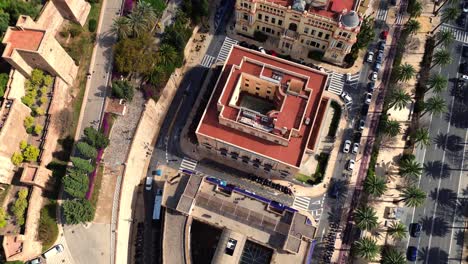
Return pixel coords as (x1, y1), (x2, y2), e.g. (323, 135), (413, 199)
(329, 182), (340, 198)
(460, 63), (468, 74)
(389, 0), (397, 5)
(367, 82), (375, 92)
(410, 223), (422, 237)
(378, 41), (385, 51)
(463, 46), (468, 57)
(457, 14), (467, 27)
(376, 51), (384, 63)
(407, 246), (418, 261)
(239, 41), (249, 48)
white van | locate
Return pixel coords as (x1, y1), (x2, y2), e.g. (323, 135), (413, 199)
(43, 244), (64, 259)
(145, 176), (153, 191)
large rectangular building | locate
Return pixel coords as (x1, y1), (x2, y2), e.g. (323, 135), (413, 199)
(234, 0), (362, 65)
(196, 45), (329, 179)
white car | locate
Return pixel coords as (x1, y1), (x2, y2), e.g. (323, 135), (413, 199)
(258, 46), (266, 54)
(43, 244), (64, 259)
(366, 51), (374, 63)
(461, 74), (468, 80)
(352, 143), (359, 154)
(340, 91), (353, 105)
(145, 176), (153, 191)
(347, 160), (356, 171)
(370, 71), (378, 81)
(365, 92), (372, 104)
(346, 73), (352, 82)
(343, 140), (352, 153)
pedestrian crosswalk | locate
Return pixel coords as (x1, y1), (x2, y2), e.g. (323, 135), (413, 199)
(180, 157), (198, 173)
(200, 55), (216, 68)
(395, 14), (403, 25)
(376, 8), (388, 22)
(216, 37), (238, 63)
(327, 72), (360, 95)
(293, 196), (311, 211)
(440, 25), (468, 44)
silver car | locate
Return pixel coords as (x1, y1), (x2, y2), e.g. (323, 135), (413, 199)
(343, 140), (352, 153)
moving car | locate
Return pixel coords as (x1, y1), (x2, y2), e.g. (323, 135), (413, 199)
(145, 176), (153, 191)
(370, 71), (378, 81)
(343, 140), (352, 153)
(43, 244), (64, 259)
(366, 51), (374, 63)
(365, 93), (372, 104)
(352, 143), (359, 154)
(358, 119), (366, 131)
(340, 91), (353, 105)
(407, 246), (418, 261)
(410, 223), (422, 237)
(347, 160), (356, 171)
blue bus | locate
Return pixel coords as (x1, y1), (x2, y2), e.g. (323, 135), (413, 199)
(153, 189), (163, 221)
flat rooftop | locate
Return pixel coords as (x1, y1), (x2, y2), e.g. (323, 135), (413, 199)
(197, 46), (328, 167)
(3, 28), (45, 57)
(263, 0), (356, 19)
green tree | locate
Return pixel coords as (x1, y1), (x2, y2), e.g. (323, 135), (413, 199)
(431, 49), (452, 69)
(111, 16), (131, 39)
(353, 237), (380, 261)
(0, 10), (9, 35)
(19, 140), (27, 150)
(127, 11), (149, 37)
(34, 125), (43, 135)
(43, 75), (53, 87)
(399, 157), (423, 181)
(396, 63), (416, 82)
(386, 87), (411, 111)
(70, 157), (94, 174)
(11, 152), (24, 166)
(433, 6), (460, 33)
(0, 72), (8, 98)
(88, 18), (97, 32)
(412, 128), (431, 148)
(0, 208), (7, 228)
(363, 173), (387, 197)
(30, 69), (44, 86)
(76, 142), (98, 159)
(158, 44), (178, 66)
(354, 205), (379, 231)
(113, 33), (157, 76)
(404, 19), (421, 35)
(382, 119), (401, 138)
(434, 0), (460, 15)
(142, 0), (166, 16)
(435, 29), (455, 48)
(387, 221), (407, 240)
(111, 80), (134, 101)
(398, 186), (427, 207)
(84, 127), (110, 149)
(23, 145), (39, 162)
(21, 94), (35, 107)
(422, 96), (447, 116)
(12, 189), (28, 226)
(426, 73), (447, 93)
(381, 247), (406, 264)
(408, 0), (423, 18)
(62, 199), (95, 224)
(134, 1), (158, 30)
(35, 107), (45, 116)
(63, 170), (89, 198)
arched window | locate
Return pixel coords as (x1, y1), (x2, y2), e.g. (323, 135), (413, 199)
(288, 23), (298, 31)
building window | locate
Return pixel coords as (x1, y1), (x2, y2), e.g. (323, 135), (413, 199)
(336, 42), (343, 48)
(256, 87), (260, 90)
(267, 90), (271, 94)
(265, 16), (269, 22)
(257, 25), (259, 30)
(258, 14), (262, 19)
(266, 28), (271, 33)
(271, 17), (276, 24)
(278, 19), (283, 26)
(318, 32), (323, 38)
(245, 83), (249, 87)
(242, 26), (248, 31)
(311, 30), (316, 36)
(272, 30), (275, 35)
(304, 27), (309, 34)
(325, 34), (330, 40)
(243, 13), (248, 20)
(322, 45), (326, 49)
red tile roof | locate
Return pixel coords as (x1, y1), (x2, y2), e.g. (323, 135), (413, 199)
(197, 46), (328, 167)
(3, 28), (44, 57)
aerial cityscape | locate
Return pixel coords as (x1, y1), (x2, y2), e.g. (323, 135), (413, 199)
(0, 0), (466, 263)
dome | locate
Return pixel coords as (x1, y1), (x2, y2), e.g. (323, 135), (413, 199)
(341, 11), (360, 28)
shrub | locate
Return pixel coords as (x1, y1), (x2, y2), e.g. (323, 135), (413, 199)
(84, 127), (109, 149)
(328, 101), (342, 137)
(43, 75), (53, 87)
(111, 80), (134, 101)
(11, 152), (24, 166)
(35, 107), (45, 116)
(39, 96), (48, 105)
(20, 140), (28, 150)
(12, 189), (28, 226)
(68, 24), (83, 37)
(23, 145), (40, 162)
(40, 86), (47, 95)
(38, 203), (59, 251)
(18, 189), (28, 199)
(88, 19), (97, 32)
(26, 126), (34, 134)
(21, 95), (34, 107)
(30, 69), (44, 86)
(0, 73), (8, 99)
(0, 208), (7, 228)
(70, 157), (94, 173)
(308, 50), (325, 61)
(76, 142), (98, 159)
(253, 31), (268, 43)
(62, 199), (95, 224)
(24, 116), (35, 129)
(34, 125), (43, 135)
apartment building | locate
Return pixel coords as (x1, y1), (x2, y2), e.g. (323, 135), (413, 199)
(234, 0), (362, 65)
(196, 45), (330, 179)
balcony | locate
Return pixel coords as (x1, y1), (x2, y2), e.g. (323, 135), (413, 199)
(282, 29), (299, 40)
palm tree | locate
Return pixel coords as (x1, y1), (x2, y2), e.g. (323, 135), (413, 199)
(386, 88), (411, 111)
(405, 19), (421, 35)
(158, 44), (178, 66)
(399, 157), (423, 181)
(381, 247), (406, 264)
(397, 63), (416, 82)
(127, 12), (150, 37)
(382, 119), (401, 137)
(353, 237), (380, 261)
(433, 7), (460, 33)
(431, 49), (452, 69)
(412, 128), (431, 148)
(354, 205), (379, 231)
(426, 73), (448, 93)
(364, 173), (387, 197)
(409, 1), (423, 18)
(134, 1), (158, 30)
(111, 16), (131, 39)
(434, 0), (460, 15)
(422, 96), (447, 116)
(435, 29), (455, 48)
(387, 221), (407, 240)
(398, 186), (427, 207)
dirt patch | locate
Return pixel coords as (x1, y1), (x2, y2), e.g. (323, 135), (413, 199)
(93, 165), (121, 223)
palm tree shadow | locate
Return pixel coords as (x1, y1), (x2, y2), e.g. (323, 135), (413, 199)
(430, 188), (458, 209)
(420, 215), (450, 237)
(423, 160), (452, 179)
(433, 133), (464, 152)
(445, 100), (468, 129)
(417, 247), (449, 264)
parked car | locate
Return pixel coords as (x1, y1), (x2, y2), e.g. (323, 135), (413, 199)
(380, 30), (389, 40)
(145, 176), (153, 191)
(343, 140), (352, 153)
(460, 62), (468, 74)
(340, 91), (353, 105)
(43, 244), (64, 259)
(347, 160), (356, 171)
(376, 51), (384, 63)
(463, 46), (468, 58)
(410, 223), (422, 237)
(457, 14), (467, 27)
(374, 62), (382, 72)
(407, 246), (418, 261)
(463, 1), (468, 12)
(352, 143), (359, 154)
(358, 119), (366, 131)
(378, 41), (385, 51)
(346, 73), (352, 82)
(367, 82), (375, 92)
(365, 93), (372, 104)
(370, 71), (378, 81)
(366, 51), (374, 63)
(258, 46), (267, 54)
(27, 258), (42, 264)
(239, 41), (249, 48)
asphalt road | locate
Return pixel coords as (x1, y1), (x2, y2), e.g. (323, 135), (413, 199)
(403, 40), (467, 264)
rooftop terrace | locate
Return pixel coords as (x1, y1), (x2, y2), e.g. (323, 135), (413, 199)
(2, 28), (45, 57)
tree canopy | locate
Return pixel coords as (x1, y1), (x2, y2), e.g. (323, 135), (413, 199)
(70, 157), (94, 174)
(62, 199), (95, 224)
(113, 33), (157, 76)
(63, 169), (89, 198)
(76, 141), (98, 159)
(84, 127), (109, 149)
(112, 80), (134, 101)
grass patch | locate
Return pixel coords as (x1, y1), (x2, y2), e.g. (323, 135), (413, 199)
(328, 101), (342, 137)
(38, 202), (59, 251)
(90, 165), (104, 210)
(297, 153), (330, 185)
(295, 173), (310, 183)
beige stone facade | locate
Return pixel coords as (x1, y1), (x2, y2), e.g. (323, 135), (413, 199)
(234, 0), (362, 65)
